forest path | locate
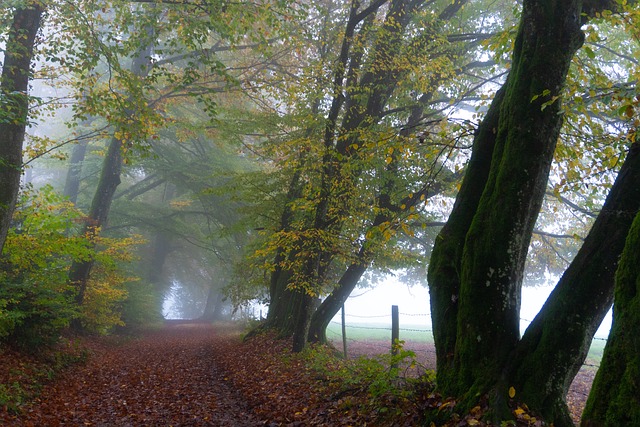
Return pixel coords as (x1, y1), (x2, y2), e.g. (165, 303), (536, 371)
(1, 322), (596, 426)
(6, 322), (261, 426)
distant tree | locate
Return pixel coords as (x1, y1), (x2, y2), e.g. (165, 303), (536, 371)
(68, 20), (156, 308)
(259, 0), (496, 352)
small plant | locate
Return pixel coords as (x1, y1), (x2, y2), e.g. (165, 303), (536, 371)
(0, 382), (27, 414)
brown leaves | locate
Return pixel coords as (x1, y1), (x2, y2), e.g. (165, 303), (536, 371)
(0, 323), (597, 426)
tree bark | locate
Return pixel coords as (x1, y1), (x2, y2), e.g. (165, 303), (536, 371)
(0, 5), (43, 254)
(507, 141), (640, 426)
(581, 156), (640, 427)
(63, 140), (89, 205)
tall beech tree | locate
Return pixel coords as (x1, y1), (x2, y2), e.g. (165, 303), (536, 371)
(262, 0), (486, 351)
(0, 4), (43, 254)
(427, 0), (639, 424)
(68, 27), (156, 306)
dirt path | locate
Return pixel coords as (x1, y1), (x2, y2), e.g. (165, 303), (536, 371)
(3, 323), (260, 426)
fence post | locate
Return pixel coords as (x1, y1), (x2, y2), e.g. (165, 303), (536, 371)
(341, 304), (347, 358)
(391, 305), (399, 362)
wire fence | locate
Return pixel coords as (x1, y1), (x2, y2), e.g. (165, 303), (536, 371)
(328, 307), (607, 371)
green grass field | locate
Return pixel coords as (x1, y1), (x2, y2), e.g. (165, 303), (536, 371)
(326, 322), (434, 343)
(327, 321), (606, 366)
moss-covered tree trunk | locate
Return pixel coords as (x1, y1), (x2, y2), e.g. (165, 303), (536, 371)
(427, 1), (638, 424)
(0, 5), (43, 254)
(581, 177), (640, 427)
(507, 141), (640, 425)
(427, 86), (504, 393)
(443, 0), (585, 397)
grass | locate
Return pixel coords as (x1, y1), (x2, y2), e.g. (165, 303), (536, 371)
(327, 321), (606, 365)
(326, 322), (434, 343)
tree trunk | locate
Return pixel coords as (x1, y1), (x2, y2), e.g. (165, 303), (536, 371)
(0, 5), (43, 254)
(200, 286), (225, 321)
(453, 1), (584, 399)
(63, 139), (89, 205)
(427, 1), (637, 424)
(581, 167), (640, 427)
(68, 135), (123, 305)
(68, 34), (154, 306)
(266, 257), (302, 336)
(264, 167), (306, 336)
(308, 249), (368, 344)
(507, 141), (640, 426)
(427, 0), (588, 416)
(427, 86), (504, 393)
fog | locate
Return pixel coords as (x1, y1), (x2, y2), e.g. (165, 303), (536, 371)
(333, 278), (612, 340)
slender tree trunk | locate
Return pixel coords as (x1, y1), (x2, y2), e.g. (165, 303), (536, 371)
(581, 210), (640, 427)
(68, 135), (123, 304)
(147, 183), (176, 290)
(308, 251), (368, 343)
(0, 5), (43, 254)
(63, 139), (89, 205)
(68, 32), (154, 306)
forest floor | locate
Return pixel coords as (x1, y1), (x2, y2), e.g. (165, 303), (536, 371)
(0, 321), (595, 426)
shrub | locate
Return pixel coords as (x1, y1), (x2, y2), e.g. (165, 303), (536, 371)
(0, 185), (146, 349)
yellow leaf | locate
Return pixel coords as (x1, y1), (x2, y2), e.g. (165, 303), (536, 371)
(514, 407), (525, 416)
(509, 386), (516, 399)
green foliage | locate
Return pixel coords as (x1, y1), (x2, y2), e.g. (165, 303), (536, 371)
(118, 281), (164, 333)
(0, 381), (27, 414)
(0, 186), (145, 349)
(0, 185), (87, 349)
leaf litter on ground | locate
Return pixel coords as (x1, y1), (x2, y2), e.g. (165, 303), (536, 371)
(0, 321), (594, 426)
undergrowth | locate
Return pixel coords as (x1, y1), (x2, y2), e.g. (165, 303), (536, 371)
(302, 339), (436, 421)
(0, 338), (89, 414)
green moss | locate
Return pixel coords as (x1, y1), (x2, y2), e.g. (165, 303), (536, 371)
(583, 212), (640, 426)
